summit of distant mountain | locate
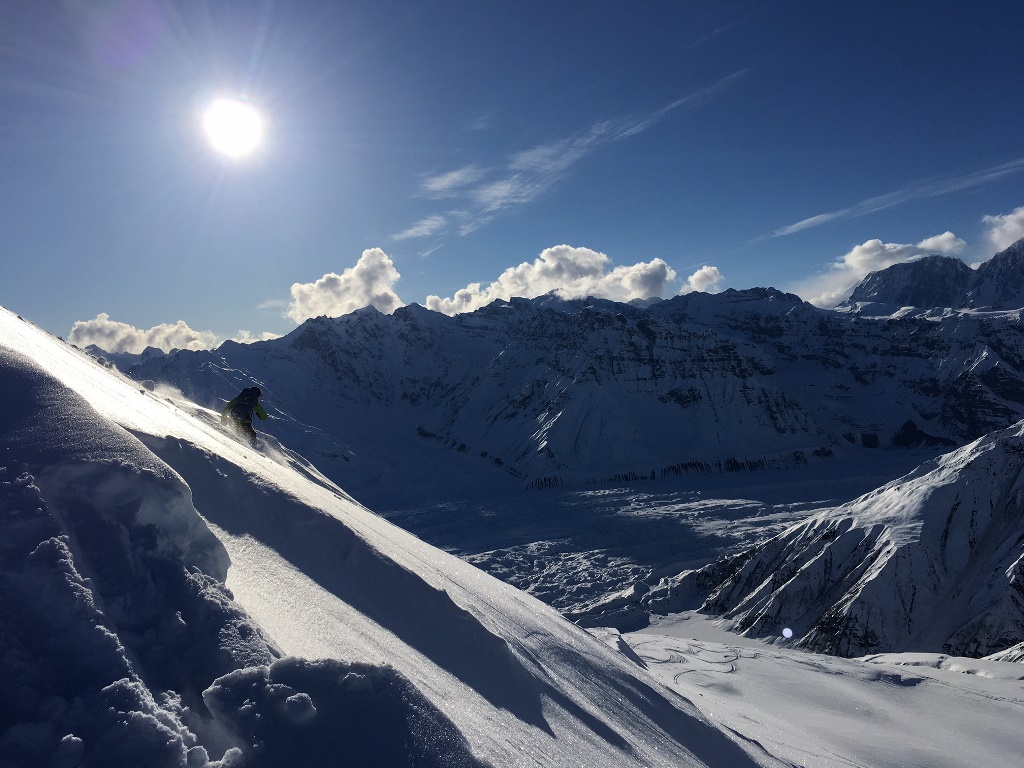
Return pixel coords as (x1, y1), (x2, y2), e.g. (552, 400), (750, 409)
(966, 238), (1024, 310)
(841, 238), (1024, 315)
(844, 254), (973, 310)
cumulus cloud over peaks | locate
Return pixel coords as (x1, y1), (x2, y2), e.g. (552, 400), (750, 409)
(68, 313), (219, 354)
(287, 248), (403, 322)
(983, 205), (1024, 251)
(682, 265), (724, 294)
(232, 330), (282, 344)
(790, 232), (967, 308)
(68, 315), (280, 353)
(424, 245), (678, 315)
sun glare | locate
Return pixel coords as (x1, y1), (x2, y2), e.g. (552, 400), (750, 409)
(202, 98), (264, 159)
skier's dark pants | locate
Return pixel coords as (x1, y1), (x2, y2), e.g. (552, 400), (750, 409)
(228, 418), (259, 446)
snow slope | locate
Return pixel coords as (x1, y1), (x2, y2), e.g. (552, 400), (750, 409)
(1, 306), (776, 766)
(625, 615), (1024, 768)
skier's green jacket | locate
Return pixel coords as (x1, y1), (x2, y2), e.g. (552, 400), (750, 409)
(220, 387), (269, 423)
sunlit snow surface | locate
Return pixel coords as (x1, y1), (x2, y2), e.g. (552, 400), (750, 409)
(625, 614), (1024, 768)
(3, 305), (1023, 767)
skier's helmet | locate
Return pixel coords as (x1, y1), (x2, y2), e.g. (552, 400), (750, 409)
(252, 387), (262, 397)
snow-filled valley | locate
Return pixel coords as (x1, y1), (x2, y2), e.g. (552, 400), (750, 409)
(3, 250), (1024, 766)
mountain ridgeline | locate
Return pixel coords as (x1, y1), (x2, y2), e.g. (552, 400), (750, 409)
(121, 240), (1024, 501)
(842, 238), (1024, 314)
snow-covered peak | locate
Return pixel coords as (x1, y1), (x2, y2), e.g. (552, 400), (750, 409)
(841, 237), (1024, 315)
(843, 254), (974, 312)
(967, 237), (1024, 310)
(645, 420), (1024, 658)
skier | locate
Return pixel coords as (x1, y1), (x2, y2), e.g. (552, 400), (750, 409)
(220, 385), (269, 447)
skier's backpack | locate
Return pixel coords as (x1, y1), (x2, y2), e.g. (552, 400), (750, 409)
(229, 387), (259, 421)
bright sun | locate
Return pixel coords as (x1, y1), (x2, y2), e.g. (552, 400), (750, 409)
(202, 98), (264, 159)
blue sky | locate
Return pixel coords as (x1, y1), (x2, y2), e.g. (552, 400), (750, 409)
(3, 1), (1024, 352)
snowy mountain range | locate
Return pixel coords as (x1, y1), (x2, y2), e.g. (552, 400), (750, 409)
(4, 278), (1024, 765)
(119, 242), (1024, 509)
(5, 304), (1024, 767)
(95, 239), (1024, 657)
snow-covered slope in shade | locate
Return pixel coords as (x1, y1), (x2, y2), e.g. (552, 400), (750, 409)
(0, 306), (777, 767)
(642, 422), (1024, 658)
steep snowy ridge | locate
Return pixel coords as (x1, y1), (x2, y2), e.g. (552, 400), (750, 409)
(123, 284), (1024, 504)
(1, 307), (777, 767)
(843, 237), (1024, 315)
(642, 422), (1024, 658)
(844, 254), (974, 311)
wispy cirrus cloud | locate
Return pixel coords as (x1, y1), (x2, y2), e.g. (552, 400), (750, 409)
(421, 165), (487, 197)
(614, 68), (749, 139)
(774, 157), (1024, 237)
(393, 214), (447, 241)
(392, 71), (749, 241)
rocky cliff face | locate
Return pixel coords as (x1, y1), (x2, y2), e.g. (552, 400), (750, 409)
(123, 283), (1024, 498)
(641, 422), (1024, 659)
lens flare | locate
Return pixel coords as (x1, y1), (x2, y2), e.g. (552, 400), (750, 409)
(782, 628), (793, 639)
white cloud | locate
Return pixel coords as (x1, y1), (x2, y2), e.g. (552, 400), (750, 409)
(982, 205), (1024, 251)
(287, 248), (403, 322)
(68, 313), (219, 354)
(774, 157), (1024, 237)
(681, 265), (724, 294)
(916, 231), (967, 254)
(789, 232), (967, 308)
(395, 72), (748, 239)
(231, 330), (281, 344)
(774, 212), (846, 237)
(424, 245), (677, 315)
(392, 215), (446, 240)
(422, 165), (486, 196)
